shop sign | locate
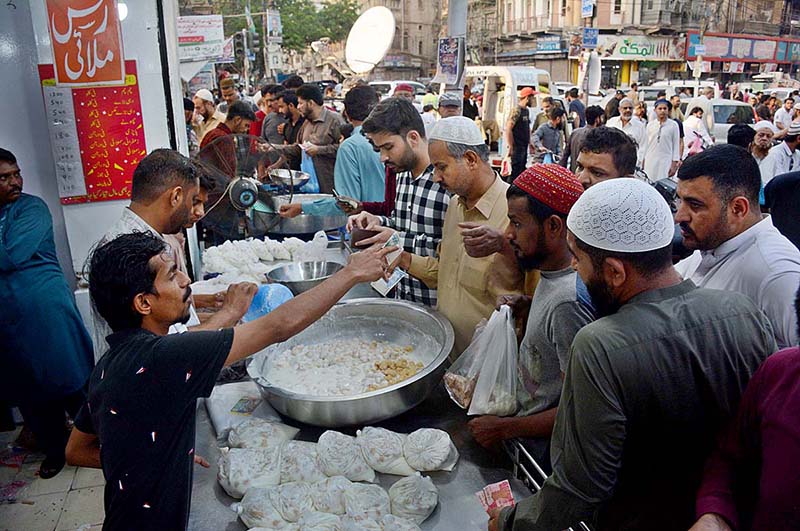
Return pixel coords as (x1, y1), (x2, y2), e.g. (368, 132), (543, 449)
(536, 37), (562, 53)
(45, 0), (126, 86)
(581, 0), (594, 18)
(776, 40), (800, 63)
(570, 35), (685, 61)
(582, 28), (598, 50)
(177, 15), (225, 62)
(687, 31), (777, 62)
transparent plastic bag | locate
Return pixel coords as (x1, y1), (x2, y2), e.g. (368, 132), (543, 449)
(443, 316), (492, 410)
(467, 306), (518, 416)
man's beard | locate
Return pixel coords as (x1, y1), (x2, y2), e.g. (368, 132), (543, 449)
(679, 208), (730, 251)
(512, 229), (545, 271)
(386, 142), (416, 173)
(167, 205), (192, 234)
(584, 272), (621, 318)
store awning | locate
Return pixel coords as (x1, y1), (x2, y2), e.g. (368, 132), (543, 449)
(180, 60), (209, 83)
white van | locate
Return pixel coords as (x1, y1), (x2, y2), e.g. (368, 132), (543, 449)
(684, 97), (757, 143)
(464, 66), (560, 163)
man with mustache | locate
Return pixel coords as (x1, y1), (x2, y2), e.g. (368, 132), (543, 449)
(675, 144), (800, 349)
(606, 98), (647, 166)
(493, 178), (776, 531)
(92, 149), (255, 361)
(66, 231), (392, 531)
(0, 148), (93, 479)
(467, 164), (595, 467)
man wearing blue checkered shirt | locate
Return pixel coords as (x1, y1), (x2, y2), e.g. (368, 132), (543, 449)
(348, 98), (450, 307)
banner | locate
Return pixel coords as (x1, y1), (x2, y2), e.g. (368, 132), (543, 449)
(267, 10), (283, 45)
(39, 61), (146, 204)
(686, 31), (777, 62)
(45, 0), (126, 86)
(177, 15), (225, 62)
(432, 37), (465, 85)
(571, 35), (685, 61)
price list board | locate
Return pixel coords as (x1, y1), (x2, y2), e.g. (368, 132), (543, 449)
(38, 60), (147, 204)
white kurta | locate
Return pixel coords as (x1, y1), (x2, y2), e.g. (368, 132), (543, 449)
(644, 119), (680, 181)
(607, 116), (648, 165)
(682, 115), (713, 158)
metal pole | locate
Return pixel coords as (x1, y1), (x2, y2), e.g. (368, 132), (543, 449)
(446, 0), (468, 111)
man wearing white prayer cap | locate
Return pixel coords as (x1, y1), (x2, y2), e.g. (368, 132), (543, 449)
(758, 121), (800, 187)
(493, 177), (776, 531)
(192, 88), (226, 144)
(392, 116), (525, 357)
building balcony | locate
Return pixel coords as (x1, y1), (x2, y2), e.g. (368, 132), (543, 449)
(732, 19), (781, 36)
(501, 15), (559, 39)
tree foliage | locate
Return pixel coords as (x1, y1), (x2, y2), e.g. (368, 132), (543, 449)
(185, 0), (360, 52)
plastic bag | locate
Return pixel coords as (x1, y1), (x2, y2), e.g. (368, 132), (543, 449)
(344, 483), (391, 522)
(388, 473), (438, 525)
(318, 431), (376, 483)
(340, 516), (382, 531)
(379, 515), (422, 531)
(218, 446), (282, 499)
(243, 284), (295, 323)
(403, 428), (459, 472)
(280, 441), (327, 483)
(467, 306), (518, 416)
(269, 481), (315, 523)
(311, 476), (352, 515)
(205, 381), (282, 444)
(234, 487), (292, 529)
(300, 150), (321, 194)
(298, 511), (342, 531)
(356, 427), (416, 476)
(228, 418), (299, 450)
(443, 316), (493, 410)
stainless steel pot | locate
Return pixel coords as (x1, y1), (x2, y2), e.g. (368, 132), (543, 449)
(247, 299), (455, 427)
(253, 194), (347, 238)
(266, 261), (344, 295)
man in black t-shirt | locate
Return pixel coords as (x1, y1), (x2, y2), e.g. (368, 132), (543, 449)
(505, 87), (536, 180)
(65, 232), (391, 531)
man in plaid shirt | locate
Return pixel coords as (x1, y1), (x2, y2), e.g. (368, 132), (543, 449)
(348, 98), (450, 306)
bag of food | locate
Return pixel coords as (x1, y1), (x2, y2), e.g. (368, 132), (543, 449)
(311, 476), (352, 515)
(356, 427), (415, 476)
(228, 418), (300, 450)
(403, 428), (459, 472)
(467, 306), (519, 416)
(318, 431), (376, 483)
(443, 317), (492, 409)
(218, 446), (282, 499)
(298, 511), (342, 531)
(388, 473), (438, 525)
(344, 483), (391, 522)
(339, 516), (382, 531)
(280, 441), (327, 483)
(234, 487), (292, 529)
(379, 514), (422, 531)
(269, 481), (315, 523)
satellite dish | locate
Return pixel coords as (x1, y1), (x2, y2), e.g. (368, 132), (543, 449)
(345, 6), (395, 74)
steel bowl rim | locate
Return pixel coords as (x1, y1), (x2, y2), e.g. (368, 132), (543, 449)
(265, 261), (344, 284)
(249, 298), (454, 402)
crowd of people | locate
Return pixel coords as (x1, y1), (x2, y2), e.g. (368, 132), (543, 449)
(3, 69), (800, 531)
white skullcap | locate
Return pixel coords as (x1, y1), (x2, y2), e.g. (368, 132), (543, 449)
(754, 120), (777, 133)
(253, 90), (263, 105)
(567, 178), (674, 253)
(194, 89), (214, 103)
(428, 116), (484, 146)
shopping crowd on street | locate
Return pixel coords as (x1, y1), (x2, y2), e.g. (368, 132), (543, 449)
(3, 69), (800, 531)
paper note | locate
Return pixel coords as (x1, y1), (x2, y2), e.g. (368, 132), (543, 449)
(475, 480), (515, 513)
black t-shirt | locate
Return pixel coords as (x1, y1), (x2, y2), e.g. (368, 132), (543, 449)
(74, 328), (234, 531)
(569, 99), (586, 127)
(509, 106), (531, 152)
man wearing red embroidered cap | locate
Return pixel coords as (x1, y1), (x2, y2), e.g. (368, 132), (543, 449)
(468, 164), (595, 467)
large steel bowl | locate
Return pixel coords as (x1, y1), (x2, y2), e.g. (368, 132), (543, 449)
(266, 261), (344, 295)
(253, 194), (348, 238)
(247, 299), (454, 427)
(269, 168), (310, 189)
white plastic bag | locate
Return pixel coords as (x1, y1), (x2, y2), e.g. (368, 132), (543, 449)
(402, 428), (459, 472)
(228, 418), (300, 450)
(467, 307), (519, 416)
(298, 511), (342, 531)
(344, 483), (391, 522)
(234, 487), (291, 529)
(388, 473), (438, 525)
(356, 427), (415, 476)
(218, 447), (282, 499)
(280, 441), (327, 483)
(318, 431), (376, 483)
(269, 482), (315, 523)
(443, 317), (491, 410)
(380, 514), (422, 531)
(311, 476), (352, 515)
(340, 516), (382, 531)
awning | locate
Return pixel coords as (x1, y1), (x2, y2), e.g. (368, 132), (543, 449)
(180, 60), (209, 83)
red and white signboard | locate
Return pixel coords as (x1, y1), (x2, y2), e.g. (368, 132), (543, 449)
(45, 0), (126, 86)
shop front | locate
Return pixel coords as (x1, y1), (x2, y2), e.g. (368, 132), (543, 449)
(686, 31), (800, 81)
(569, 34), (686, 89)
(496, 35), (570, 82)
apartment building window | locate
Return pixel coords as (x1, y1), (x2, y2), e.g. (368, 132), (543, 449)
(647, 0), (653, 9)
(418, 41), (423, 55)
(561, 0), (567, 16)
(403, 31), (409, 50)
(614, 0), (622, 14)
